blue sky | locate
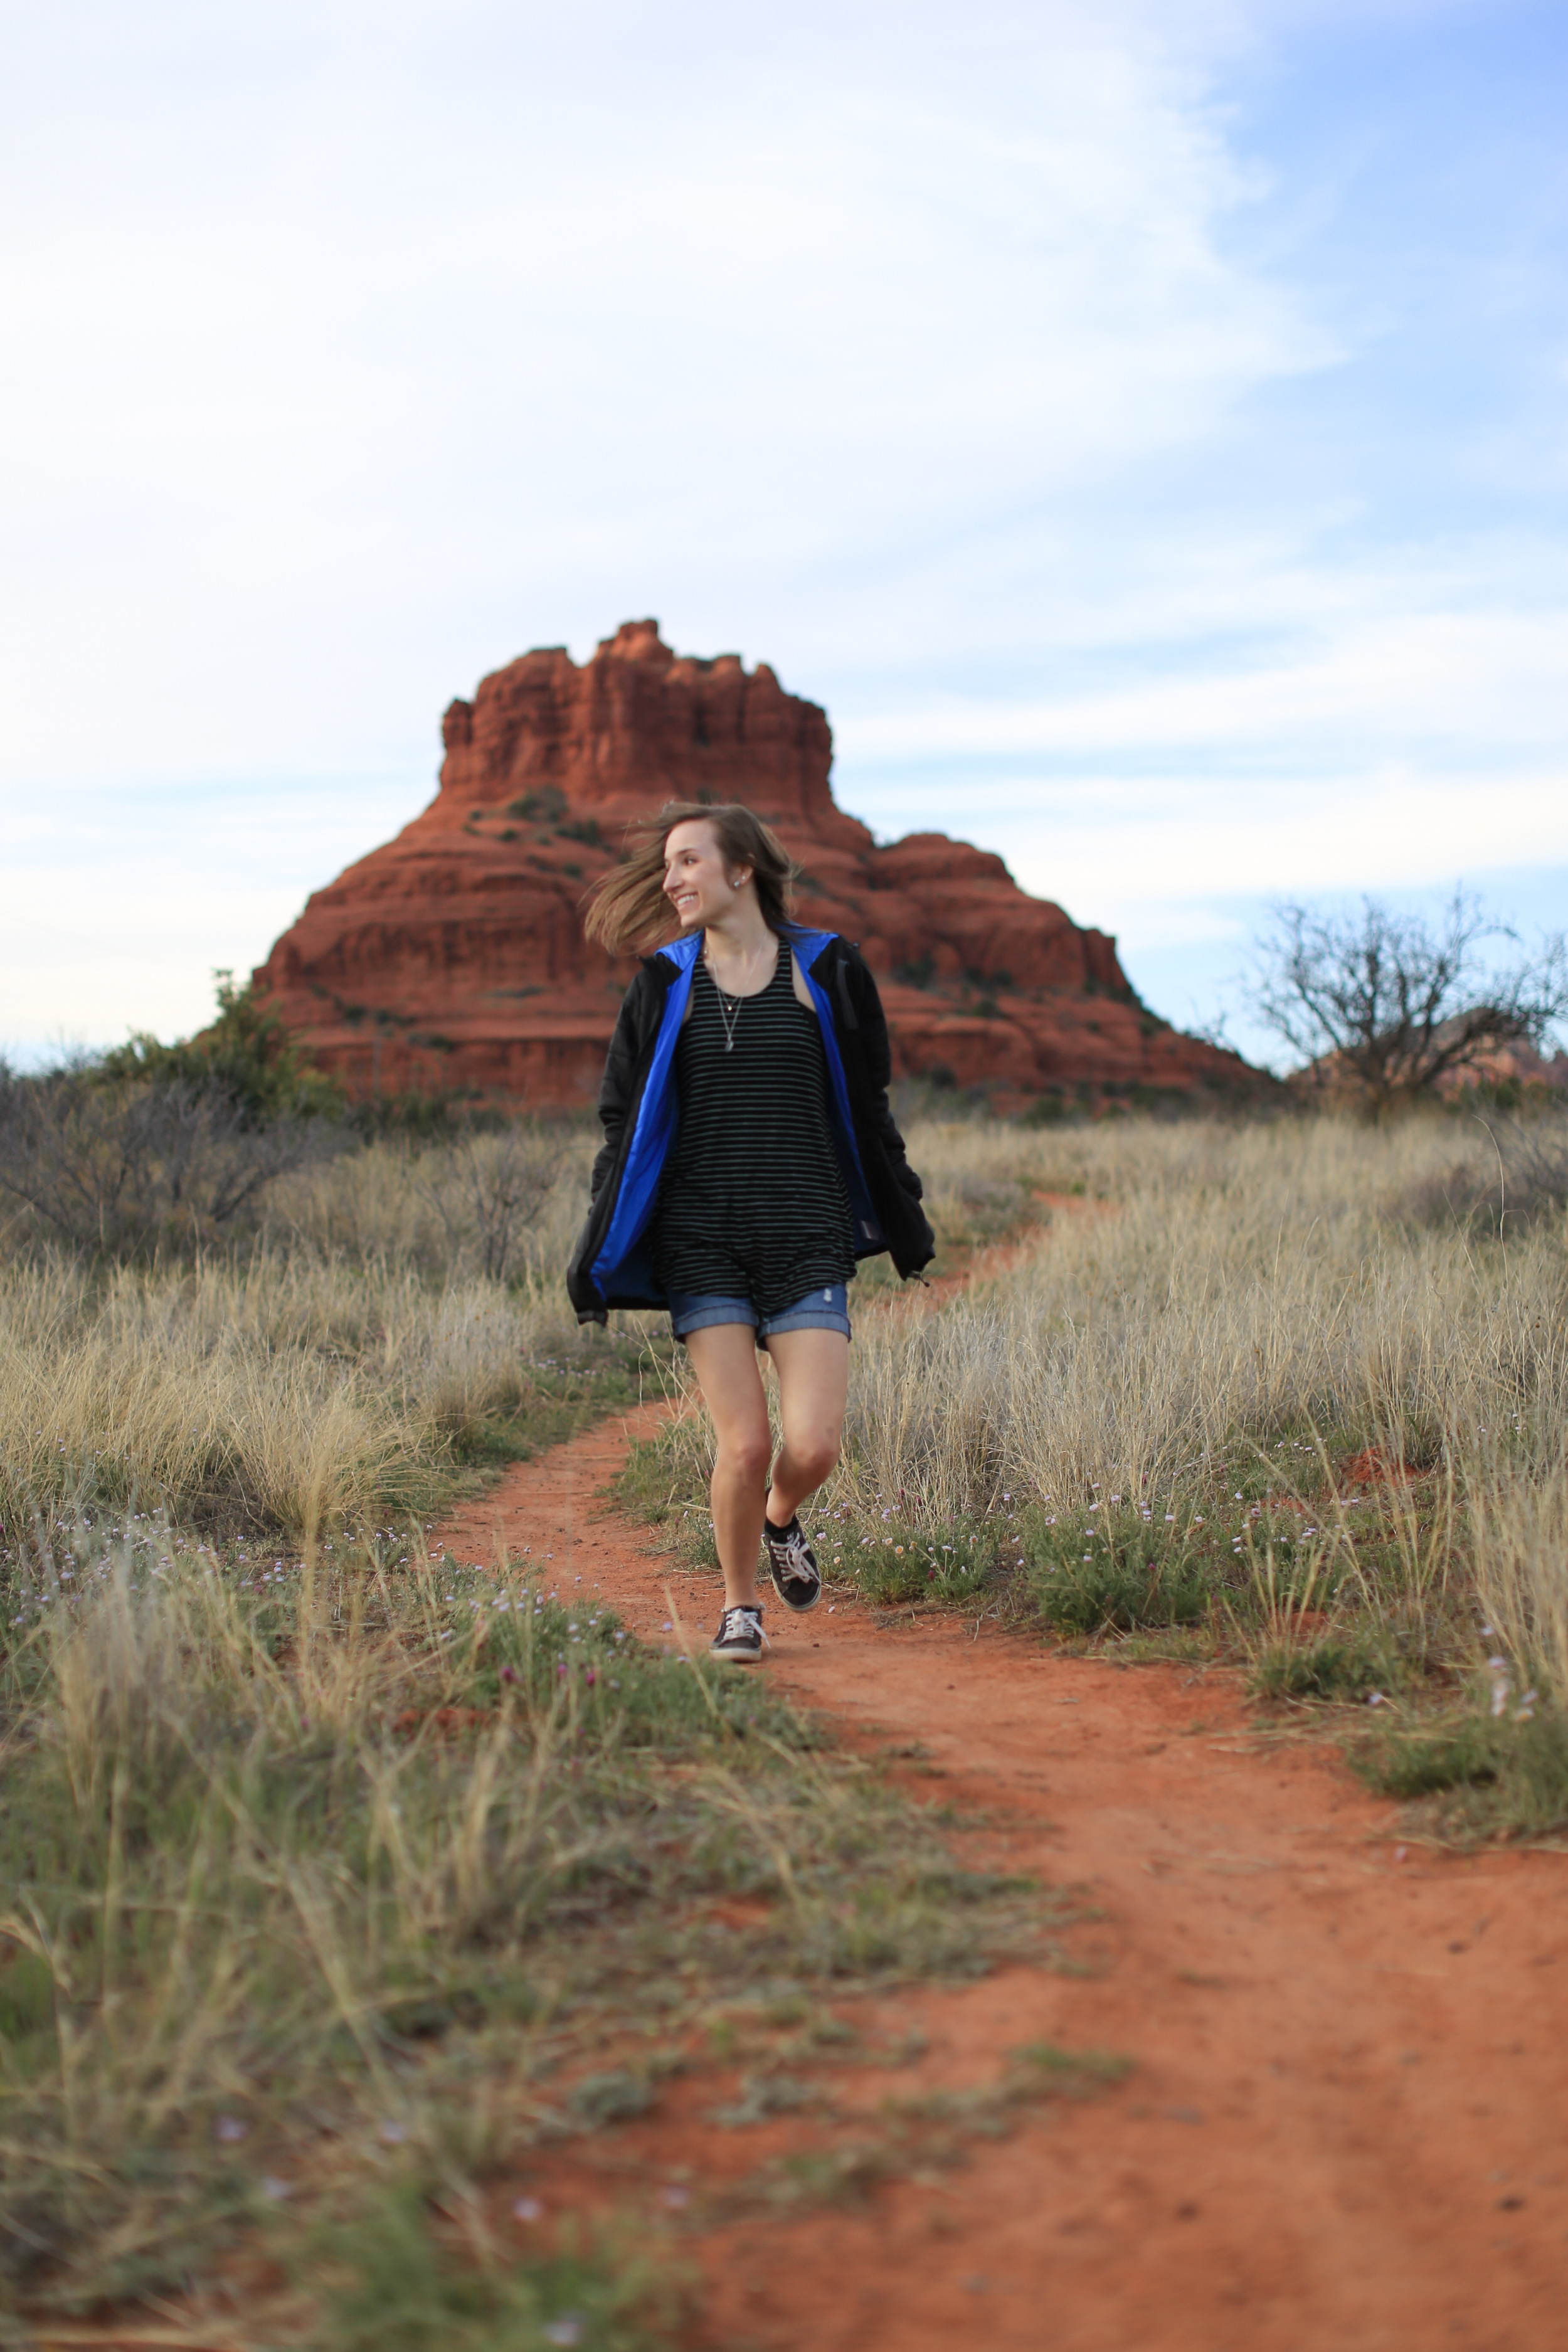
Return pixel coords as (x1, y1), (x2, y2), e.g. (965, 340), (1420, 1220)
(3, 0), (1565, 1068)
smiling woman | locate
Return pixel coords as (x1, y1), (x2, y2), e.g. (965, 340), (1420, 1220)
(569, 800), (934, 1661)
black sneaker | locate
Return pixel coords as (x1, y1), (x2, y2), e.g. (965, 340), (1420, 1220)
(761, 1515), (822, 1613)
(710, 1603), (768, 1663)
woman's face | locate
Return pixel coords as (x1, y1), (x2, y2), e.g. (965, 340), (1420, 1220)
(662, 820), (749, 928)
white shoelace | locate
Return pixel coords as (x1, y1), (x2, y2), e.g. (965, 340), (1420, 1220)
(770, 1526), (817, 1583)
(717, 1606), (769, 1648)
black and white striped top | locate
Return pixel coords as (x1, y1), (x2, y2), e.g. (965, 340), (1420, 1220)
(650, 938), (854, 1317)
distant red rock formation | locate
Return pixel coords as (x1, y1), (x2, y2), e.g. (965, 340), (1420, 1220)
(253, 621), (1259, 1108)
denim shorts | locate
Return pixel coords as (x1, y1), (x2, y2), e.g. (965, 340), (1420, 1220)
(667, 1282), (852, 1343)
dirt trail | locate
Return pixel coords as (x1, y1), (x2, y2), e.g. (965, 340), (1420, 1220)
(435, 1409), (1568, 2352)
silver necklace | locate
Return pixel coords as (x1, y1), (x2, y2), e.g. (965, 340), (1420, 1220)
(710, 970), (744, 1052)
(706, 943), (770, 1051)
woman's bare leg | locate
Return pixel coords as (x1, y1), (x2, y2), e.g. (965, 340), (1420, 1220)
(763, 1328), (850, 1527)
(684, 1324), (772, 1609)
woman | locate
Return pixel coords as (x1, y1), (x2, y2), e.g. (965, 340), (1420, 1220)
(568, 801), (934, 1662)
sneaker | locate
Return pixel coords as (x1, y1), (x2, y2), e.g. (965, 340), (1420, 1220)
(761, 1514), (822, 1613)
(710, 1603), (768, 1663)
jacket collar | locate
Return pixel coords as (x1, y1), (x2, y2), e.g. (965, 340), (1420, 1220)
(659, 925), (837, 973)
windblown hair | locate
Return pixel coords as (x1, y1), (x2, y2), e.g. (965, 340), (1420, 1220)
(582, 801), (798, 956)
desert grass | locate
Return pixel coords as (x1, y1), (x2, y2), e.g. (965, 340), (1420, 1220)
(841, 1113), (1562, 1519)
(626, 1110), (1568, 1819)
(0, 1128), (642, 1542)
(0, 1111), (1054, 1547)
(0, 1505), (1063, 2326)
(5, 1098), (1567, 2332)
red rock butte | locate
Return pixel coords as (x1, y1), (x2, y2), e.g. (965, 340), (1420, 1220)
(253, 620), (1257, 1108)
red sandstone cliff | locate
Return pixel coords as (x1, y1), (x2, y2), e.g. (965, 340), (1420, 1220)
(253, 621), (1257, 1107)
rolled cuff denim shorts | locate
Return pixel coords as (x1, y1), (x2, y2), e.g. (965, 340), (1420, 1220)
(667, 1283), (851, 1343)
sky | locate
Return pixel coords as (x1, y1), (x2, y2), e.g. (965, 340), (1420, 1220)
(3, 0), (1565, 1068)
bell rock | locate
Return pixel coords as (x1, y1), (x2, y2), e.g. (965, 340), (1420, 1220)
(252, 621), (1254, 1108)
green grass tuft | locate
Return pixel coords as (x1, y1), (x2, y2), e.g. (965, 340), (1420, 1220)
(1352, 1705), (1568, 1838)
(1250, 1631), (1396, 1702)
(839, 1518), (999, 1607)
(1023, 1503), (1208, 1633)
(305, 2186), (685, 2352)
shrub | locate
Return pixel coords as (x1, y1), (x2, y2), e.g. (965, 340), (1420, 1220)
(99, 970), (341, 1126)
(0, 1059), (334, 1258)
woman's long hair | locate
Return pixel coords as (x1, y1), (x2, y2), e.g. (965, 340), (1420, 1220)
(583, 801), (798, 955)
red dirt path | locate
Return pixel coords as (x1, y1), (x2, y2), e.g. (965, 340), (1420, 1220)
(434, 1411), (1568, 2352)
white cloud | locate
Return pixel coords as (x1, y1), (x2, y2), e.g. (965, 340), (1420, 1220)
(1, 2), (1562, 1051)
(844, 608), (1568, 765)
(996, 762), (1568, 910)
(0, 1), (1313, 789)
(2, 775), (429, 1054)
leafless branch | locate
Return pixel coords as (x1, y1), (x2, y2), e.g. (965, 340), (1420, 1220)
(0, 1062), (337, 1257)
(1246, 889), (1568, 1115)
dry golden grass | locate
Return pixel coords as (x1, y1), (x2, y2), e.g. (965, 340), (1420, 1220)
(0, 1118), (1083, 2328)
(0, 1130), (616, 1539)
(637, 1111), (1568, 1732)
(0, 1508), (1060, 2326)
(4, 1101), (1566, 2329)
(0, 1110), (1087, 1544)
(848, 1115), (1565, 1516)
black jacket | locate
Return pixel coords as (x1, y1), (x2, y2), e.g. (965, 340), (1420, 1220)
(566, 926), (934, 1324)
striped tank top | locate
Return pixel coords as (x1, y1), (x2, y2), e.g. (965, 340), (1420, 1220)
(650, 938), (855, 1317)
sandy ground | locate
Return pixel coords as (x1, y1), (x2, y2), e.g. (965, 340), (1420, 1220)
(434, 1407), (1568, 2352)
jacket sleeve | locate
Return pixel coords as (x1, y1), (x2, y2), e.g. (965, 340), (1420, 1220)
(839, 947), (926, 1210)
(568, 964), (665, 1325)
(586, 970), (654, 1207)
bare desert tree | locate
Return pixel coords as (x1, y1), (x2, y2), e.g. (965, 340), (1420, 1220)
(0, 1059), (334, 1258)
(1248, 889), (1568, 1116)
(1496, 1103), (1568, 1220)
(415, 1125), (558, 1283)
